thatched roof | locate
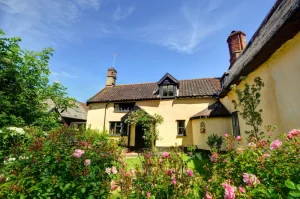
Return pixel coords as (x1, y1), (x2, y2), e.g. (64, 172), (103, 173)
(220, 0), (300, 96)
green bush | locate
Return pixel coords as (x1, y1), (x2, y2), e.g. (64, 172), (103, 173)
(110, 148), (199, 199)
(206, 134), (223, 151)
(0, 126), (122, 198)
(198, 129), (300, 198)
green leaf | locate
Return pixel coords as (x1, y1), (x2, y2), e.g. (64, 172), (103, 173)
(274, 168), (280, 175)
(297, 184), (300, 191)
(286, 180), (297, 190)
(81, 187), (86, 193)
(88, 196), (94, 199)
(64, 183), (71, 191)
(289, 191), (300, 197)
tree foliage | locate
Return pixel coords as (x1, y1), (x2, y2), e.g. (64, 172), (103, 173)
(0, 29), (75, 129)
(231, 77), (264, 139)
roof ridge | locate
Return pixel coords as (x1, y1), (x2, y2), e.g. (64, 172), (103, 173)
(114, 77), (221, 86)
(114, 82), (157, 86)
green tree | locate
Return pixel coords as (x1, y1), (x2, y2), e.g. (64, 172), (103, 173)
(231, 77), (264, 139)
(0, 29), (75, 129)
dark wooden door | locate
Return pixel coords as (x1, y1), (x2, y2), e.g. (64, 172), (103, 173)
(135, 125), (146, 149)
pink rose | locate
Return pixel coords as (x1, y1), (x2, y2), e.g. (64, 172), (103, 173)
(145, 153), (151, 159)
(270, 140), (282, 150)
(162, 152), (170, 158)
(125, 172), (130, 177)
(224, 134), (229, 138)
(243, 173), (260, 187)
(110, 180), (118, 191)
(210, 153), (218, 163)
(248, 142), (256, 148)
(239, 186), (246, 193)
(84, 159), (91, 166)
(222, 183), (236, 199)
(146, 192), (151, 198)
(119, 168), (123, 173)
(73, 149), (84, 158)
(206, 192), (212, 199)
(172, 179), (176, 185)
(263, 153), (270, 157)
(130, 168), (135, 175)
(167, 169), (172, 176)
(260, 139), (267, 147)
(187, 169), (194, 177)
(235, 136), (241, 141)
(287, 129), (300, 139)
(111, 166), (118, 174)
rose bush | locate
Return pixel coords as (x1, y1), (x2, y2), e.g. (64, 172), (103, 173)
(0, 126), (123, 198)
(198, 129), (300, 198)
(109, 148), (199, 199)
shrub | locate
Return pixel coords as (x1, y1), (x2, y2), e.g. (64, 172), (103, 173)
(206, 134), (223, 151)
(0, 126), (123, 198)
(198, 129), (300, 198)
(111, 148), (199, 198)
(0, 127), (31, 166)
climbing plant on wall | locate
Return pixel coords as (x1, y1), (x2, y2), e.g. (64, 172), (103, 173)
(231, 76), (265, 139)
(125, 109), (163, 148)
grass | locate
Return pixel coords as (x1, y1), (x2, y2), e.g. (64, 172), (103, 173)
(124, 152), (210, 174)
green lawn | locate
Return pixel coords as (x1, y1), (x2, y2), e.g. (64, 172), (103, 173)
(124, 153), (210, 174)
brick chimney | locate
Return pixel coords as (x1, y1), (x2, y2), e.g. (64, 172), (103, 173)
(227, 31), (246, 66)
(106, 67), (117, 87)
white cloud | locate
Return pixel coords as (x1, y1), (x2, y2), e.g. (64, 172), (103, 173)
(51, 71), (78, 78)
(138, 0), (240, 54)
(113, 2), (134, 21)
(0, 0), (102, 49)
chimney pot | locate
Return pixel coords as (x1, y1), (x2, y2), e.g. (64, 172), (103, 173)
(227, 31), (246, 66)
(106, 67), (117, 87)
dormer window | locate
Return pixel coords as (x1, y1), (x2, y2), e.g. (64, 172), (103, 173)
(157, 73), (179, 99)
(162, 85), (175, 97)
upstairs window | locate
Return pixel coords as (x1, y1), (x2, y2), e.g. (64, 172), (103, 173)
(109, 122), (129, 136)
(161, 85), (175, 97)
(114, 103), (135, 112)
(177, 120), (186, 136)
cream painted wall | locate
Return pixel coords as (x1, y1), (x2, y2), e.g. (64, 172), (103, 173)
(87, 98), (217, 147)
(192, 118), (231, 150)
(221, 32), (300, 140)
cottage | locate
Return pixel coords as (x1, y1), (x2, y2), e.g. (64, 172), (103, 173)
(86, 0), (300, 150)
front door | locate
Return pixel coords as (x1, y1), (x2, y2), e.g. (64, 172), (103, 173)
(135, 125), (146, 150)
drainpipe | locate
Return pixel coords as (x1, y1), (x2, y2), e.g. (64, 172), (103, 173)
(103, 103), (109, 131)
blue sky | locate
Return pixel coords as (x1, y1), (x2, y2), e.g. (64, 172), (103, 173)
(0, 0), (275, 102)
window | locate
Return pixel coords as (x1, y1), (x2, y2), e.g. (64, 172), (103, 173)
(109, 122), (129, 136)
(232, 111), (240, 137)
(177, 120), (185, 136)
(114, 103), (135, 112)
(161, 85), (175, 97)
(110, 122), (121, 135)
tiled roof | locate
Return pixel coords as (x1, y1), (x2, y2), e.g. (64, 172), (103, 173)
(46, 99), (87, 120)
(190, 101), (231, 119)
(87, 78), (220, 103)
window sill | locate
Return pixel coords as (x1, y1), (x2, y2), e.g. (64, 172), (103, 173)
(160, 96), (175, 99)
(176, 134), (186, 137)
(114, 110), (131, 113)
